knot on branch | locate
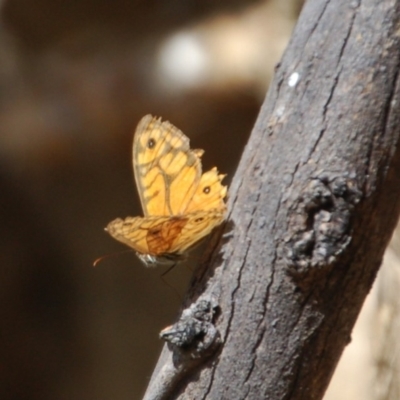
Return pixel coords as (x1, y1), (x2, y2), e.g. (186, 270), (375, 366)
(285, 173), (361, 276)
(160, 297), (221, 363)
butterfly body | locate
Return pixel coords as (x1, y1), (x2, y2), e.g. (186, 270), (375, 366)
(106, 115), (227, 266)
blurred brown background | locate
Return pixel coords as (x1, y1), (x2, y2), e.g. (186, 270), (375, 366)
(0, 0), (398, 399)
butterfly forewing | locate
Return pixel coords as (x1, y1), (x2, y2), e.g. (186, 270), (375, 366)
(106, 217), (152, 255)
(146, 217), (188, 254)
(106, 210), (225, 257)
(133, 115), (203, 216)
(167, 209), (226, 254)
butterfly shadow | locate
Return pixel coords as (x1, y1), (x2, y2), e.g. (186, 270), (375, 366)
(156, 218), (235, 306)
(181, 218), (235, 306)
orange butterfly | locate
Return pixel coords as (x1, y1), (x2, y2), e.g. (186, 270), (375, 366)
(106, 115), (227, 266)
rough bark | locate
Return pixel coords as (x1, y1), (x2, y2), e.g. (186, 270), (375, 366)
(144, 0), (400, 399)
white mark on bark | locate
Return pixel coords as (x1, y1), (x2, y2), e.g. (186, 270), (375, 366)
(288, 72), (300, 87)
(276, 105), (285, 117)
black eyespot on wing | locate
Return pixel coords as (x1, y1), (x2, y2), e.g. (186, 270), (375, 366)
(148, 138), (156, 149)
(203, 186), (211, 194)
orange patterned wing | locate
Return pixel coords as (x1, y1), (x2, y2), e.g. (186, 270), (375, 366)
(166, 209), (226, 253)
(106, 209), (225, 264)
(133, 115), (203, 216)
(106, 215), (188, 256)
(106, 114), (228, 266)
(185, 167), (227, 213)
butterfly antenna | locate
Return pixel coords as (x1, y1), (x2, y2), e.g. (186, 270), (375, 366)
(93, 249), (134, 267)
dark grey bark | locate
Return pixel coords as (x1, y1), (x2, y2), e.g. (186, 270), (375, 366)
(144, 0), (400, 399)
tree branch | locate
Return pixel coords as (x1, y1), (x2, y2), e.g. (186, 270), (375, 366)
(144, 0), (400, 398)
